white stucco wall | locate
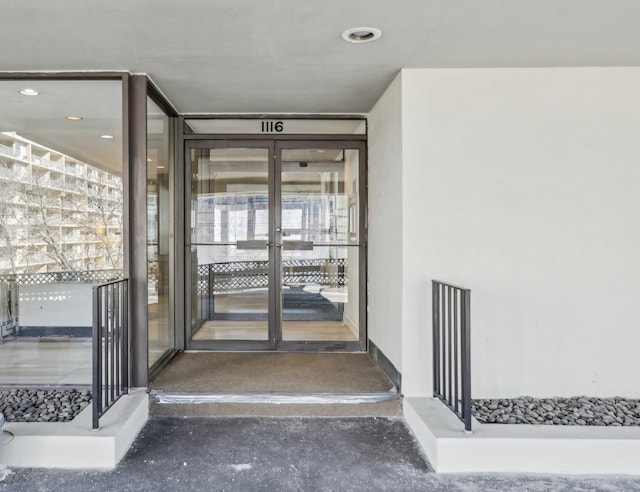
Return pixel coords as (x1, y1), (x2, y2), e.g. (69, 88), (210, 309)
(397, 67), (640, 398)
(367, 74), (404, 368)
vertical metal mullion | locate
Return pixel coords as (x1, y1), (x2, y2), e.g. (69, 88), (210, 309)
(173, 116), (185, 351)
(432, 281), (439, 397)
(462, 289), (472, 432)
(453, 288), (459, 414)
(92, 286), (101, 429)
(271, 141), (281, 349)
(358, 140), (368, 349)
(183, 139), (191, 345)
(129, 74), (149, 387)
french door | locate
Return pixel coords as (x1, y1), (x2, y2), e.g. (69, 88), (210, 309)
(185, 139), (366, 351)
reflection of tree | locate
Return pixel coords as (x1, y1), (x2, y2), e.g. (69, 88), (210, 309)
(61, 178), (123, 271)
(0, 154), (123, 275)
(0, 158), (20, 273)
(24, 169), (75, 271)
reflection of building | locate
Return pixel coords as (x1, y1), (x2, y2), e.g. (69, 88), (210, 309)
(0, 132), (123, 274)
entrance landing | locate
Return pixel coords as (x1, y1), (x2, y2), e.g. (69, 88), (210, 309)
(150, 352), (401, 417)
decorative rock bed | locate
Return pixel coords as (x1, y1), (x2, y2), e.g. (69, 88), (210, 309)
(472, 396), (640, 426)
(0, 388), (91, 423)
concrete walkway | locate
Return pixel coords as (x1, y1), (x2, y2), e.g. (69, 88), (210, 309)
(3, 417), (640, 491)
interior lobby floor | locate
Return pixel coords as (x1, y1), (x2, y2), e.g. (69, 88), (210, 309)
(192, 320), (357, 341)
(0, 339), (90, 385)
(151, 352), (392, 393)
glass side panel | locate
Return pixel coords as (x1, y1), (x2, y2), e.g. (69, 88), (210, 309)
(0, 79), (123, 384)
(188, 147), (270, 341)
(279, 147), (360, 342)
(147, 97), (173, 367)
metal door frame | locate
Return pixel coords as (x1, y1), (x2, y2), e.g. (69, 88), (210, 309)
(275, 139), (366, 352)
(183, 136), (367, 352)
(185, 139), (275, 351)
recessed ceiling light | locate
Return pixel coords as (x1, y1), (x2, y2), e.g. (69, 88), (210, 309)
(19, 88), (39, 96)
(157, 166), (165, 169)
(65, 115), (83, 121)
(100, 134), (114, 139)
(341, 27), (382, 44)
(147, 157), (153, 162)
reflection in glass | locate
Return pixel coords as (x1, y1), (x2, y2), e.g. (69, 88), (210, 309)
(280, 148), (359, 342)
(0, 79), (123, 385)
(281, 246), (359, 341)
(147, 98), (173, 367)
(189, 147), (269, 341)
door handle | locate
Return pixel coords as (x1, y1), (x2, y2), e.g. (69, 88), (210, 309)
(282, 240), (314, 251)
(236, 240), (268, 250)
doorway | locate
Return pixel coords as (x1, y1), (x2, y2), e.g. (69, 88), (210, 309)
(185, 139), (366, 351)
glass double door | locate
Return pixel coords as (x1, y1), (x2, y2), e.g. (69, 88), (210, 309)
(186, 140), (365, 350)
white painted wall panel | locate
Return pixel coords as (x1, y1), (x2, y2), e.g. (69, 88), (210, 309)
(367, 74), (404, 369)
(399, 67), (640, 397)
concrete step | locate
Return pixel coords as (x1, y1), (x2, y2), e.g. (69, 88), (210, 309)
(149, 391), (403, 417)
(149, 352), (402, 417)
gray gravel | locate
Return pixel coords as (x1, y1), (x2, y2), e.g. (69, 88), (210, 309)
(473, 396), (640, 426)
(0, 388), (91, 423)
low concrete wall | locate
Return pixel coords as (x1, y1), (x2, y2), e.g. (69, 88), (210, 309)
(405, 397), (640, 474)
(1, 389), (148, 469)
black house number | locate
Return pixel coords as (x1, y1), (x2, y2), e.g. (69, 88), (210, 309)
(261, 121), (284, 133)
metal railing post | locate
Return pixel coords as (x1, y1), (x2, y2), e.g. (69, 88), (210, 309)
(92, 285), (101, 430)
(462, 288), (472, 432)
(92, 278), (129, 430)
(122, 280), (129, 394)
(432, 281), (439, 398)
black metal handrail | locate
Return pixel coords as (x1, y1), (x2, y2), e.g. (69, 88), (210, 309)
(92, 278), (129, 429)
(432, 280), (472, 431)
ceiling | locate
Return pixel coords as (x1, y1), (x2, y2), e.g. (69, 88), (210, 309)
(1, 1), (639, 171)
(0, 80), (123, 172)
(2, 0), (640, 115)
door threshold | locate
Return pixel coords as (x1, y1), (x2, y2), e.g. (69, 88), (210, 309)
(150, 388), (399, 405)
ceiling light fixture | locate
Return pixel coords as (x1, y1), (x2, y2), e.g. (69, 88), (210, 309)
(65, 115), (83, 121)
(341, 27), (382, 44)
(157, 166), (165, 169)
(100, 134), (114, 139)
(19, 88), (39, 96)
